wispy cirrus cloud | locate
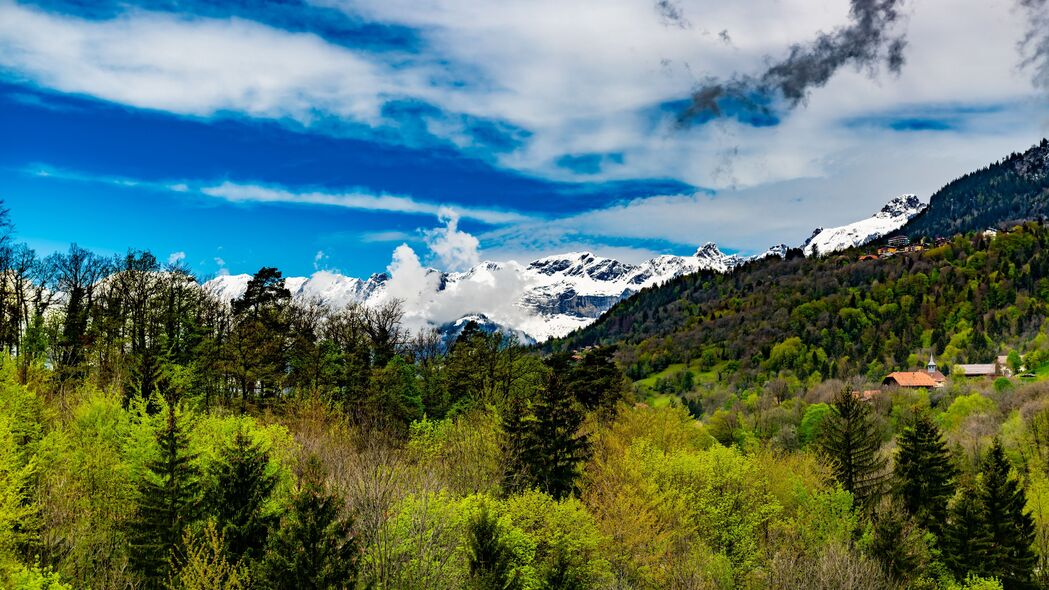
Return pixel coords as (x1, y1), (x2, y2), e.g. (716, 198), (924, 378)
(199, 182), (534, 225)
(21, 164), (536, 226)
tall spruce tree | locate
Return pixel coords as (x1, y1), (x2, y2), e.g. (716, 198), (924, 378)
(943, 484), (993, 580)
(128, 408), (201, 588)
(261, 457), (358, 590)
(205, 426), (279, 564)
(525, 354), (591, 500)
(980, 440), (1037, 589)
(894, 412), (957, 536)
(819, 387), (888, 511)
(501, 393), (534, 496)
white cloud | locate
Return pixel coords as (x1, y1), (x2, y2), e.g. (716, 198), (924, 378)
(167, 251), (186, 265)
(312, 250), (328, 271)
(19, 164), (535, 227)
(2, 0), (1043, 193)
(0, 2), (415, 123)
(359, 230), (416, 243)
(422, 209), (481, 271)
(214, 256), (229, 276)
(4, 0), (1048, 260)
(200, 181), (533, 225)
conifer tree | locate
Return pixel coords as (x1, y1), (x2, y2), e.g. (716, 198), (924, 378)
(261, 457), (357, 590)
(129, 408), (201, 588)
(942, 485), (993, 580)
(466, 506), (522, 590)
(501, 393), (534, 496)
(819, 387), (887, 511)
(205, 426), (279, 564)
(527, 354), (590, 500)
(894, 412), (957, 536)
(980, 440), (1036, 589)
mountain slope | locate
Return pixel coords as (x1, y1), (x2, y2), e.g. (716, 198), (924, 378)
(802, 194), (925, 255)
(902, 138), (1049, 238)
(551, 222), (1049, 387)
(204, 193), (919, 343)
(205, 243), (745, 342)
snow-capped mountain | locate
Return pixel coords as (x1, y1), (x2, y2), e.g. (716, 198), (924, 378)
(801, 195), (926, 256)
(204, 195), (921, 343)
(204, 243), (744, 343)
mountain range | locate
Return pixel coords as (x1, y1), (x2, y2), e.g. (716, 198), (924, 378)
(205, 194), (926, 342)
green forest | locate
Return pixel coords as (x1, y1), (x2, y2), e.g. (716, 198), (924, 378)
(5, 201), (1049, 589)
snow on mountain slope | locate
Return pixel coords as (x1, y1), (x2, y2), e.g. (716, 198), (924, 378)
(204, 243), (743, 342)
(204, 196), (919, 343)
(801, 195), (926, 256)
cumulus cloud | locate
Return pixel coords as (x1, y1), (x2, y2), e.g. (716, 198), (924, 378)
(167, 251), (186, 265)
(214, 256), (229, 276)
(377, 218), (536, 335)
(423, 209), (482, 271)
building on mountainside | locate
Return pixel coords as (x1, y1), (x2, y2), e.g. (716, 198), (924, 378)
(881, 355), (948, 389)
(983, 228), (999, 238)
(882, 371), (943, 389)
(996, 355), (1019, 376)
(858, 254), (880, 261)
(956, 359), (1009, 378)
(887, 235), (910, 248)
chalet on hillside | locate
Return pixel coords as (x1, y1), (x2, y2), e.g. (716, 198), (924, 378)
(883, 371), (941, 389)
(882, 356), (947, 389)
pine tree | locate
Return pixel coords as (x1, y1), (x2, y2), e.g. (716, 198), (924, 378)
(205, 426), (279, 564)
(501, 393), (534, 496)
(501, 355), (590, 500)
(261, 457), (357, 590)
(529, 354), (591, 500)
(128, 408), (201, 588)
(980, 440), (1037, 589)
(819, 387), (888, 511)
(466, 506), (522, 590)
(894, 412), (957, 536)
(942, 485), (993, 580)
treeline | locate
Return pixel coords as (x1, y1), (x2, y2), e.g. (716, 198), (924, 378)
(555, 222), (1049, 389)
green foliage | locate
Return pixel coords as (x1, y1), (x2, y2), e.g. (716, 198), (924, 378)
(979, 440), (1037, 589)
(261, 457), (358, 590)
(466, 506), (524, 590)
(556, 220), (1049, 391)
(504, 354), (590, 500)
(799, 402), (831, 446)
(204, 426), (280, 563)
(820, 388), (888, 511)
(941, 393), (997, 432)
(5, 565), (73, 590)
(894, 412), (957, 535)
(128, 406), (202, 587)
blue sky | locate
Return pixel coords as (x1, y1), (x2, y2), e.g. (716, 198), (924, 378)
(0, 0), (1047, 277)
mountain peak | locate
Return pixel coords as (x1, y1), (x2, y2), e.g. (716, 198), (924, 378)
(802, 195), (926, 256)
(876, 194), (924, 219)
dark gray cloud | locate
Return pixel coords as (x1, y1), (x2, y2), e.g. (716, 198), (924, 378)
(679, 0), (908, 124)
(1019, 0), (1049, 92)
(656, 0), (691, 29)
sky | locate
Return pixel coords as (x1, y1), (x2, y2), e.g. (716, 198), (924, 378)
(0, 0), (1047, 279)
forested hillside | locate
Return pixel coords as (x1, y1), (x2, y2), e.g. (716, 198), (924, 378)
(902, 139), (1049, 239)
(554, 223), (1049, 389)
